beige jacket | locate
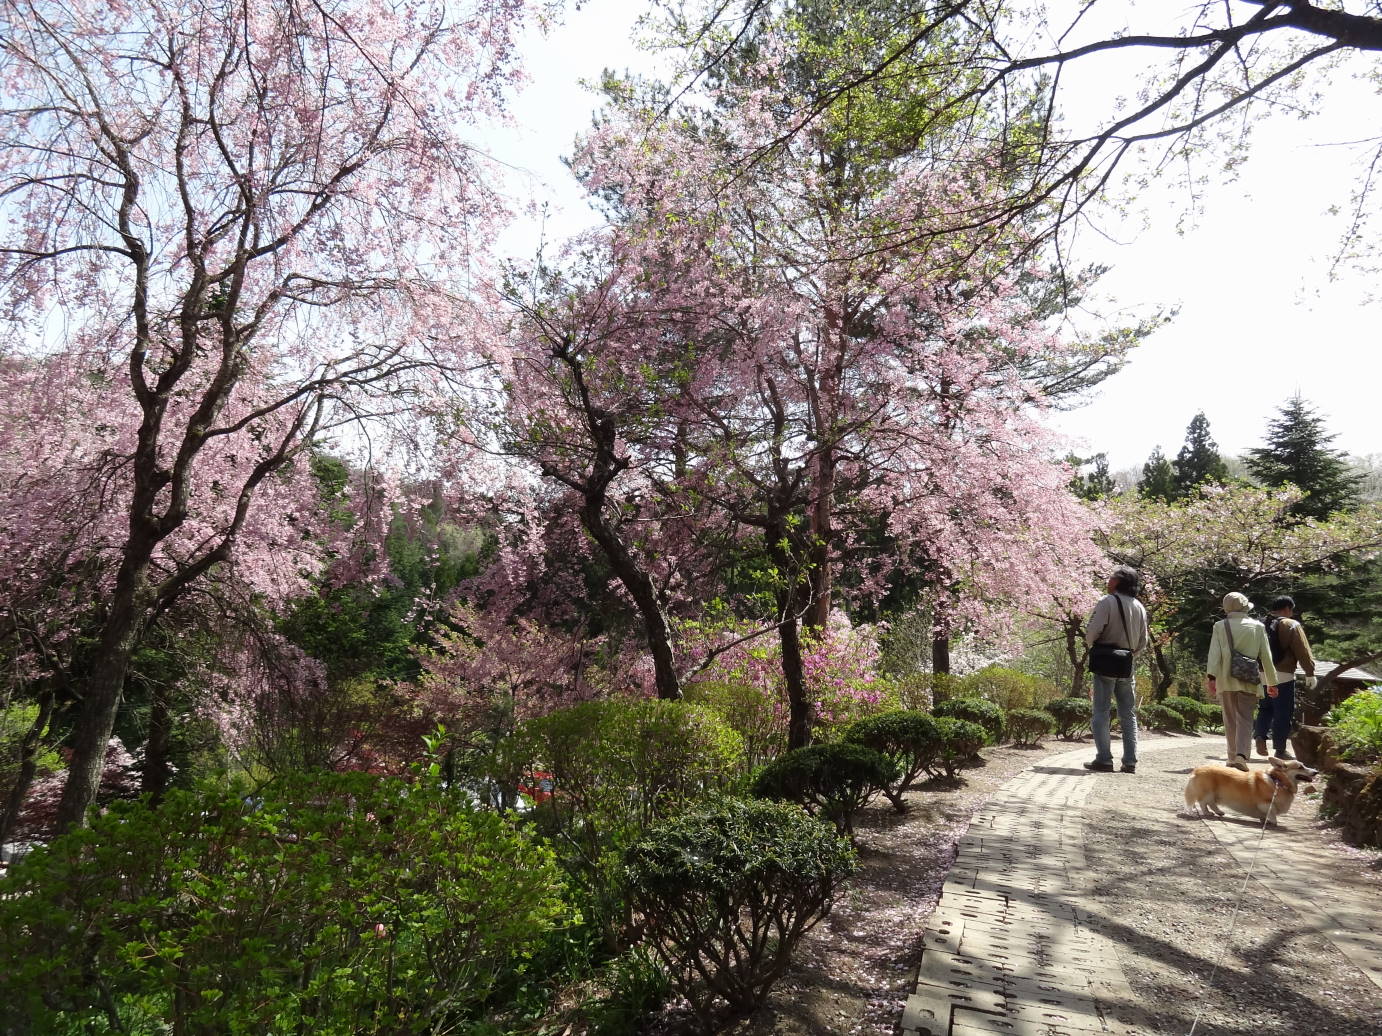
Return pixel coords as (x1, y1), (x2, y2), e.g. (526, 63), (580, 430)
(1267, 616), (1316, 680)
(1207, 612), (1280, 696)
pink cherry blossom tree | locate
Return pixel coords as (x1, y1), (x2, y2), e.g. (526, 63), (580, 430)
(0, 0), (530, 830)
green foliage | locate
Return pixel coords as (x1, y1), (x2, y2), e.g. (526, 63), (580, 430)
(1198, 701), (1224, 731)
(750, 743), (896, 837)
(1045, 697), (1094, 739)
(1069, 452), (1116, 501)
(892, 671), (958, 711)
(1138, 446), (1177, 502)
(683, 680), (785, 772)
(623, 798), (856, 1028)
(932, 717), (987, 779)
(1005, 707), (1055, 746)
(959, 666), (1060, 711)
(1246, 396), (1362, 522)
(841, 709), (940, 810)
(0, 772), (569, 1034)
(502, 698), (744, 943)
(1326, 689), (1382, 764)
(1172, 412), (1229, 498)
(1160, 696), (1206, 733)
(933, 696), (1005, 744)
(0, 702), (61, 792)
(1138, 702), (1185, 733)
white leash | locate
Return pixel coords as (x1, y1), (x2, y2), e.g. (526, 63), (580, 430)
(1184, 779), (1281, 1036)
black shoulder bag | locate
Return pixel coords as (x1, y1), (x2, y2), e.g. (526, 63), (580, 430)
(1089, 595), (1134, 678)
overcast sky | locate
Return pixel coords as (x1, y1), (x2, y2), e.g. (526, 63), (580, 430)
(483, 2), (1382, 473)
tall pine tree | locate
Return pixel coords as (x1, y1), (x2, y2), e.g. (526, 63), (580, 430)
(1138, 447), (1177, 502)
(1246, 396), (1362, 522)
(1172, 412), (1229, 499)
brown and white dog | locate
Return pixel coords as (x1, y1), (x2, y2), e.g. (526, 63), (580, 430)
(1183, 756), (1318, 825)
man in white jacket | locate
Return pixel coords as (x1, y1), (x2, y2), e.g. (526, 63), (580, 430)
(1084, 566), (1150, 774)
(1207, 592), (1280, 771)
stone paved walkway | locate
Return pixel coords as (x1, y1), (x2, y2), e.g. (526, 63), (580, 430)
(899, 738), (1382, 1036)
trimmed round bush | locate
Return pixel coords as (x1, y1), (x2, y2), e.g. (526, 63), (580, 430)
(1161, 696), (1205, 733)
(960, 666), (1041, 711)
(1197, 701), (1224, 731)
(1006, 707), (1056, 747)
(933, 696), (1005, 744)
(750, 743), (897, 836)
(0, 773), (569, 1035)
(841, 709), (941, 810)
(1138, 702), (1185, 732)
(683, 680), (785, 772)
(1046, 696), (1094, 739)
(624, 798), (856, 1028)
(932, 717), (988, 778)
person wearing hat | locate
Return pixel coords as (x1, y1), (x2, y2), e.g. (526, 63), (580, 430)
(1253, 595), (1318, 760)
(1206, 592), (1280, 771)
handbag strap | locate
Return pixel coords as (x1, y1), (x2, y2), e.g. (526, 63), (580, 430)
(1222, 616), (1245, 655)
(1111, 593), (1130, 647)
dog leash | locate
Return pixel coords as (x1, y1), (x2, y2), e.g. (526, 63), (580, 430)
(1184, 780), (1281, 1036)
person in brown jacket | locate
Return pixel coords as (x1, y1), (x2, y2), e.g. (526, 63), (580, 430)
(1254, 594), (1317, 760)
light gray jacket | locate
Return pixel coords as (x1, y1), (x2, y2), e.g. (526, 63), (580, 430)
(1085, 593), (1149, 654)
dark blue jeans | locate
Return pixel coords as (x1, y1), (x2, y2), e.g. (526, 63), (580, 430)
(1253, 679), (1295, 753)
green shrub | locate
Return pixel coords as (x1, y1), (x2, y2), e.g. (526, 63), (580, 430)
(841, 710), (941, 811)
(1006, 708), (1055, 747)
(932, 717), (987, 778)
(895, 671), (960, 710)
(1046, 697), (1094, 739)
(683, 680), (785, 772)
(0, 772), (569, 1035)
(959, 666), (1043, 711)
(1326, 689), (1382, 764)
(505, 698), (745, 866)
(623, 798), (856, 1029)
(1198, 701), (1224, 731)
(750, 743), (896, 837)
(1161, 696), (1205, 733)
(1138, 702), (1184, 732)
(933, 697), (1004, 744)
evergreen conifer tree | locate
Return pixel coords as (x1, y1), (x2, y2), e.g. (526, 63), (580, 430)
(1070, 453), (1116, 500)
(1245, 396), (1362, 521)
(1138, 447), (1177, 502)
(1172, 412), (1229, 498)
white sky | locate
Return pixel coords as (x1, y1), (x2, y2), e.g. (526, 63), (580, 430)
(483, 1), (1382, 474)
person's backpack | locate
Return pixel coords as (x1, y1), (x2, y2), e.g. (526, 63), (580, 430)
(1265, 616), (1287, 664)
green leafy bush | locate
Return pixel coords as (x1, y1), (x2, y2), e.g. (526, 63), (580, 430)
(506, 698), (745, 866)
(623, 798), (856, 1029)
(959, 666), (1056, 711)
(1046, 697), (1094, 739)
(1160, 696), (1205, 733)
(750, 743), (896, 836)
(0, 772), (569, 1035)
(1138, 702), (1184, 733)
(1197, 701), (1224, 731)
(933, 697), (1004, 744)
(932, 717), (987, 778)
(1326, 689), (1382, 763)
(894, 671), (959, 711)
(683, 680), (785, 773)
(1006, 708), (1055, 746)
(841, 710), (940, 811)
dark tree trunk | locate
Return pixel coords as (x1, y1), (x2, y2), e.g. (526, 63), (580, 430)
(53, 550), (152, 833)
(141, 682), (173, 803)
(1151, 640), (1175, 700)
(780, 607), (813, 750)
(1065, 617), (1088, 698)
(580, 500), (681, 700)
(931, 634), (951, 676)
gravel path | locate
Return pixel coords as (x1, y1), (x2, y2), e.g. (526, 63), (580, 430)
(721, 734), (1382, 1036)
(1079, 739), (1382, 1036)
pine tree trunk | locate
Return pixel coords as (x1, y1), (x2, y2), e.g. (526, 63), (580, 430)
(141, 683), (173, 803)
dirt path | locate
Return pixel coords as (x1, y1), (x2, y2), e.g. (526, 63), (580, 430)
(723, 734), (1382, 1036)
